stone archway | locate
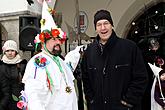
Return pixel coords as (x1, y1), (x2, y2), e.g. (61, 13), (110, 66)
(115, 0), (164, 37)
(125, 1), (165, 38)
(0, 23), (8, 54)
(125, 2), (165, 56)
(120, 2), (165, 110)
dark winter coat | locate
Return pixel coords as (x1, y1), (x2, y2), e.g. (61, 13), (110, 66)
(81, 30), (148, 110)
(0, 59), (27, 110)
(0, 62), (10, 110)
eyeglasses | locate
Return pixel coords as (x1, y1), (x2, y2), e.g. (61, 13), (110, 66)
(96, 21), (111, 28)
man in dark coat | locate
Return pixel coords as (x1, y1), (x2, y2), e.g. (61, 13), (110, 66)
(81, 9), (148, 110)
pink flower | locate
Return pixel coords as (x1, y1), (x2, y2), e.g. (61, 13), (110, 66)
(17, 101), (24, 109)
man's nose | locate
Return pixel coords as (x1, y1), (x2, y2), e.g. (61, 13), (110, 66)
(56, 39), (62, 44)
(101, 24), (106, 30)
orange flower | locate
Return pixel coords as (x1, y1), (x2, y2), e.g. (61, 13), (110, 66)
(39, 32), (45, 42)
(51, 29), (60, 37)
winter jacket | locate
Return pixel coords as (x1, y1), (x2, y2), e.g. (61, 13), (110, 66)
(81, 30), (148, 110)
(0, 62), (10, 110)
(0, 59), (27, 110)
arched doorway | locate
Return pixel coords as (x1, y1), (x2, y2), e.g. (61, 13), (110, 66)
(127, 2), (165, 57)
(126, 2), (165, 110)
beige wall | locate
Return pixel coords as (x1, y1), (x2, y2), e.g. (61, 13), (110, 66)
(0, 0), (164, 59)
(0, 0), (163, 38)
(55, 0), (162, 38)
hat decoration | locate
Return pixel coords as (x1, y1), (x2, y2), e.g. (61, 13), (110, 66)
(34, 0), (66, 49)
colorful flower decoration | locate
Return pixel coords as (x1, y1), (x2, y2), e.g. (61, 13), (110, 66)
(34, 34), (41, 44)
(12, 90), (28, 110)
(51, 29), (60, 37)
(34, 0), (67, 52)
(35, 55), (48, 67)
(34, 28), (66, 44)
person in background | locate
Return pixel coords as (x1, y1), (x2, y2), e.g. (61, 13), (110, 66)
(149, 63), (165, 110)
(81, 9), (148, 110)
(154, 71), (165, 109)
(140, 38), (165, 110)
(0, 40), (27, 110)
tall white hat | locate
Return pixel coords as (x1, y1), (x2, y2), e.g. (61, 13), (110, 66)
(148, 63), (162, 77)
(34, 0), (66, 45)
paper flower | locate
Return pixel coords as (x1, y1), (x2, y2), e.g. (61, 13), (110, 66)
(17, 101), (24, 108)
(12, 90), (28, 110)
(34, 34), (41, 44)
(51, 29), (60, 37)
(35, 56), (48, 67)
(34, 28), (66, 44)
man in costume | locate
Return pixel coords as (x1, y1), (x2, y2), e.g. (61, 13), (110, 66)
(21, 1), (78, 110)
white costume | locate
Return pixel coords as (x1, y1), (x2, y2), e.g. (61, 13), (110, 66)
(21, 0), (82, 109)
(22, 50), (78, 110)
(149, 63), (165, 110)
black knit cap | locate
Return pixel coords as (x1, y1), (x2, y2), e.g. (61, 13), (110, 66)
(94, 9), (114, 29)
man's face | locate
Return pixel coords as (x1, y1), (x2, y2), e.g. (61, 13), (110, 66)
(96, 19), (113, 44)
(46, 37), (62, 56)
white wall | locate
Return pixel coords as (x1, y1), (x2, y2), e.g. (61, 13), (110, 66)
(0, 0), (44, 15)
(0, 0), (28, 14)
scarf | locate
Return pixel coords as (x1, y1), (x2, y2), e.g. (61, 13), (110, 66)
(1, 54), (22, 64)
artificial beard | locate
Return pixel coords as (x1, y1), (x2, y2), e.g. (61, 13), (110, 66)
(51, 44), (62, 56)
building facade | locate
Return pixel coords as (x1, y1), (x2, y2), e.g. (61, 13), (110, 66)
(0, 0), (164, 60)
